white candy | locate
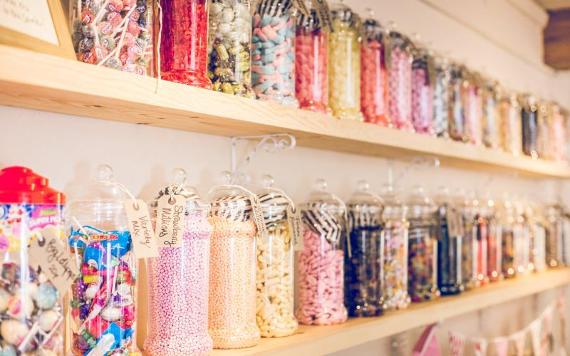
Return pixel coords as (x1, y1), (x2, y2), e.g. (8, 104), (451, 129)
(210, 2), (224, 16)
(0, 319), (29, 345)
(221, 8), (235, 23)
(218, 23), (231, 35)
(0, 289), (9, 312)
(39, 310), (60, 332)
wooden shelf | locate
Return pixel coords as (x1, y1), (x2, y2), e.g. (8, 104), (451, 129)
(212, 269), (570, 355)
(0, 45), (569, 178)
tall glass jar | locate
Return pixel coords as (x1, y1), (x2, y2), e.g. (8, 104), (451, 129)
(0, 167), (65, 356)
(549, 103), (567, 162)
(459, 191), (478, 290)
(208, 184), (260, 349)
(499, 199), (517, 278)
(499, 92), (522, 156)
(145, 172), (213, 355)
(256, 177), (298, 337)
(484, 197), (502, 282)
(537, 100), (550, 159)
(66, 165), (138, 356)
(520, 94), (539, 159)
(159, 0), (211, 88)
(360, 13), (388, 126)
(252, 0), (297, 106)
(406, 186), (439, 302)
(70, 0), (154, 74)
(463, 71), (483, 145)
(433, 56), (450, 138)
(513, 201), (530, 275)
(434, 188), (463, 295)
(474, 197), (488, 285)
(482, 79), (501, 149)
(411, 46), (434, 135)
(448, 64), (466, 142)
(380, 185), (410, 310)
(561, 208), (570, 266)
(545, 205), (563, 268)
(527, 204), (547, 272)
(387, 31), (414, 130)
(345, 181), (384, 317)
(296, 179), (347, 325)
(295, 7), (329, 113)
(208, 0), (254, 97)
(328, 1), (362, 121)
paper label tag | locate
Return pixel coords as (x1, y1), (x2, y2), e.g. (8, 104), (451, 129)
(311, 0), (332, 32)
(289, 207), (304, 251)
(124, 199), (159, 258)
(29, 226), (79, 295)
(155, 194), (186, 248)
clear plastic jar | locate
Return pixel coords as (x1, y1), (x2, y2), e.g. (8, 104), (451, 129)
(459, 191), (478, 290)
(360, 13), (388, 125)
(545, 205), (563, 268)
(483, 197), (502, 282)
(328, 1), (362, 121)
(145, 172), (213, 355)
(499, 92), (522, 156)
(411, 46), (434, 135)
(252, 0), (297, 106)
(70, 0), (153, 74)
(159, 0), (211, 88)
(208, 0), (254, 97)
(549, 103), (567, 162)
(482, 79), (501, 149)
(256, 177), (298, 337)
(296, 179), (347, 325)
(448, 64), (466, 142)
(433, 56), (450, 138)
(520, 94), (539, 158)
(463, 71), (483, 145)
(208, 184), (260, 348)
(0, 167), (65, 356)
(66, 165), (138, 356)
(295, 8), (329, 113)
(499, 199), (517, 278)
(345, 181), (384, 317)
(387, 31), (413, 130)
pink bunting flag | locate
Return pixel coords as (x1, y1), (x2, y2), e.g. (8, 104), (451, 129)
(449, 331), (466, 356)
(472, 338), (488, 356)
(492, 337), (509, 356)
(413, 324), (441, 356)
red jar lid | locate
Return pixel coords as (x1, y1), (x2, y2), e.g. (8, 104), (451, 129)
(0, 166), (65, 204)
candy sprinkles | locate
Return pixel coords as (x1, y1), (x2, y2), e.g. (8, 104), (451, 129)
(252, 0), (298, 106)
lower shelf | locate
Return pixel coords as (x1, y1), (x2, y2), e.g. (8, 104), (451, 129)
(211, 269), (570, 355)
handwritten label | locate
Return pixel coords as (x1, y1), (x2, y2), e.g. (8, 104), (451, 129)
(0, 0), (59, 45)
(124, 199), (159, 259)
(155, 194), (186, 248)
(289, 208), (304, 251)
(29, 226), (79, 294)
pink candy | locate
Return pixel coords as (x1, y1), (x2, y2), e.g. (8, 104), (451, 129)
(411, 66), (434, 134)
(388, 47), (413, 130)
(295, 29), (329, 113)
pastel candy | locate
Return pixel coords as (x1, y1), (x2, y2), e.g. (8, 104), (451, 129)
(388, 46), (413, 130)
(411, 63), (434, 134)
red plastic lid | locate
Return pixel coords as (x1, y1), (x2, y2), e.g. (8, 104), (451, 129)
(0, 166), (65, 204)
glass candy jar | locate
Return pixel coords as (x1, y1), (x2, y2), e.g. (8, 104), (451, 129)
(545, 205), (563, 268)
(499, 92), (522, 156)
(0, 167), (65, 356)
(463, 71), (483, 145)
(66, 165), (138, 355)
(70, 0), (153, 74)
(360, 12), (388, 126)
(145, 172), (213, 355)
(520, 94), (539, 158)
(411, 46), (434, 135)
(345, 181), (384, 317)
(159, 0), (211, 88)
(473, 197), (488, 285)
(406, 186), (439, 302)
(387, 30), (414, 130)
(537, 100), (550, 159)
(549, 103), (567, 162)
(483, 197), (502, 282)
(527, 204), (547, 272)
(432, 56), (450, 138)
(256, 177), (298, 337)
(295, 7), (329, 113)
(513, 201), (530, 275)
(208, 183), (260, 348)
(328, 1), (362, 121)
(499, 199), (517, 278)
(458, 191), (478, 290)
(448, 64), (466, 142)
(482, 79), (501, 149)
(252, 0), (297, 106)
(208, 0), (254, 97)
(296, 179), (347, 325)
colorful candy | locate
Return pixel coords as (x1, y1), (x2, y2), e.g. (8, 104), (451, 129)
(521, 94), (539, 158)
(499, 93), (522, 156)
(411, 47), (434, 135)
(548, 103), (567, 161)
(387, 32), (413, 130)
(433, 57), (450, 137)
(463, 72), (483, 145)
(484, 201), (502, 282)
(459, 192), (479, 290)
(448, 64), (466, 142)
(482, 79), (501, 149)
(435, 191), (463, 295)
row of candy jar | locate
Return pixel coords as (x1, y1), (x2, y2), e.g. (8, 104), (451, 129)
(545, 204), (564, 268)
(295, 7), (330, 113)
(380, 185), (410, 310)
(145, 170), (213, 355)
(66, 165), (138, 355)
(549, 103), (567, 162)
(410, 45), (434, 135)
(70, 0), (154, 74)
(328, 1), (362, 121)
(483, 196), (502, 283)
(458, 190), (478, 290)
(498, 198), (517, 278)
(536, 100), (551, 159)
(208, 182), (260, 349)
(0, 167), (65, 356)
(481, 79), (501, 149)
(434, 187), (463, 295)
(432, 55), (450, 138)
(473, 196), (489, 285)
(520, 94), (539, 159)
(527, 203), (547, 273)
(252, 0), (298, 106)
(256, 177), (298, 337)
(208, 0), (254, 97)
(296, 179), (347, 325)
(447, 64), (467, 142)
(345, 181), (384, 317)
(463, 71), (483, 145)
(499, 92), (523, 156)
(360, 11), (389, 126)
(159, 0), (211, 88)
(387, 30), (414, 130)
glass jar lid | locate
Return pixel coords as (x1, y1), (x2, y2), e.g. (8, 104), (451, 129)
(407, 185), (435, 220)
(347, 180), (383, 215)
(380, 183), (406, 221)
(330, 0), (359, 26)
(302, 178), (345, 215)
(151, 168), (206, 212)
(258, 175), (292, 221)
(361, 9), (385, 41)
(209, 171), (254, 221)
(67, 164), (127, 204)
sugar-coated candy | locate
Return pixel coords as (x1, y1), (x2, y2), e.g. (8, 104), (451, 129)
(39, 310), (61, 332)
(6, 294), (34, 319)
(407, 225), (439, 302)
(36, 283), (57, 310)
(387, 33), (413, 130)
(0, 319), (28, 346)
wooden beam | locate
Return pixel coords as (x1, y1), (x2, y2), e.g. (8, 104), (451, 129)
(544, 8), (570, 70)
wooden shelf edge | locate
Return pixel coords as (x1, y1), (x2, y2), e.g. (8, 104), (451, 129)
(0, 45), (569, 178)
(212, 269), (570, 356)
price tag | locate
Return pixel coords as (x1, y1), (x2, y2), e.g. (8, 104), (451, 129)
(124, 199), (159, 258)
(289, 208), (304, 251)
(155, 194), (186, 248)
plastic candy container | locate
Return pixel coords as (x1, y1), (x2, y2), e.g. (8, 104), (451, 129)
(406, 186), (439, 302)
(499, 92), (522, 156)
(482, 79), (501, 149)
(448, 64), (466, 142)
(208, 0), (254, 97)
(66, 166), (138, 355)
(208, 185), (260, 348)
(256, 178), (298, 337)
(295, 8), (329, 113)
(0, 167), (65, 356)
(387, 31), (414, 130)
(483, 198), (502, 282)
(434, 188), (463, 295)
(549, 103), (567, 161)
(499, 199), (517, 278)
(70, 0), (153, 74)
(520, 94), (539, 158)
(473, 197), (488, 285)
(145, 174), (213, 355)
(459, 192), (478, 290)
(159, 0), (211, 88)
(463, 71), (483, 145)
(345, 181), (384, 317)
(328, 2), (362, 121)
(360, 13), (388, 125)
(545, 205), (563, 268)
(432, 56), (450, 138)
(411, 46), (434, 135)
(296, 179), (347, 325)
(252, 0), (297, 106)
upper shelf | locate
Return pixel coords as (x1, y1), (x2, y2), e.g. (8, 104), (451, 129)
(1, 45), (569, 178)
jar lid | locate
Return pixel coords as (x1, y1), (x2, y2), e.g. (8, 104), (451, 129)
(151, 168), (206, 211)
(361, 9), (384, 40)
(303, 178), (345, 215)
(67, 164), (126, 203)
(258, 175), (292, 220)
(0, 166), (65, 204)
(330, 1), (359, 25)
(407, 185), (435, 219)
(209, 172), (255, 221)
(348, 180), (383, 211)
(380, 183), (406, 220)
(297, 8), (320, 28)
